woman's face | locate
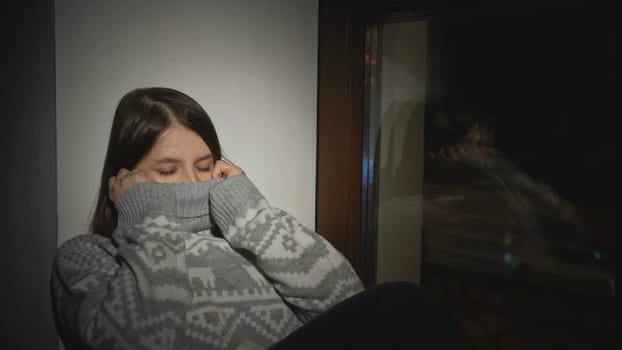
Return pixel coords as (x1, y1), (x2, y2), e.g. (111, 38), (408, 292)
(134, 123), (215, 183)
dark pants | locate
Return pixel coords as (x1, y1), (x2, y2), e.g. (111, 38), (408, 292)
(272, 282), (475, 349)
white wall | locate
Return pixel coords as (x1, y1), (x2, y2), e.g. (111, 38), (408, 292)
(56, 0), (318, 245)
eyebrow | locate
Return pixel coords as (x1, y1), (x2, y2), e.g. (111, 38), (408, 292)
(155, 154), (213, 164)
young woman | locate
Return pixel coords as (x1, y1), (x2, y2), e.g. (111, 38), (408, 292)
(52, 87), (473, 350)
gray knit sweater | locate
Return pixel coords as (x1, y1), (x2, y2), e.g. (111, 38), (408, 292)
(52, 175), (363, 349)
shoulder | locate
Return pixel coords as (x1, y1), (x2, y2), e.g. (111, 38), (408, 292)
(57, 233), (115, 258)
(52, 234), (119, 319)
(55, 234), (118, 278)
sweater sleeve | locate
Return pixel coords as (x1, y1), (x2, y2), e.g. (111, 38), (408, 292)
(51, 183), (193, 350)
(209, 175), (364, 322)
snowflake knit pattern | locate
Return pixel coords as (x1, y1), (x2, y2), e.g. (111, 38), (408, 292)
(52, 175), (363, 350)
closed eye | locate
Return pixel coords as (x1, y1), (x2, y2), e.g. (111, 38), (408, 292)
(159, 169), (176, 176)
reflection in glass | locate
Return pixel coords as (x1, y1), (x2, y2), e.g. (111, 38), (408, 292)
(368, 11), (614, 295)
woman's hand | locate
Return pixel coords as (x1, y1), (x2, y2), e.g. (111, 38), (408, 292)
(211, 160), (245, 180)
(108, 168), (152, 202)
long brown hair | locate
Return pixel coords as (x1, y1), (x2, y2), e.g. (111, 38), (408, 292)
(90, 87), (222, 236)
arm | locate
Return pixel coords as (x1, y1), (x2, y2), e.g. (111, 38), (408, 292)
(51, 183), (192, 349)
(209, 175), (364, 322)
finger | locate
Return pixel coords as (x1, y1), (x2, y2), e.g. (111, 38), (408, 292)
(108, 175), (120, 202)
(211, 161), (225, 179)
(119, 169), (146, 187)
(115, 169), (131, 186)
(132, 167), (155, 181)
(116, 167), (130, 177)
(132, 170), (152, 183)
(108, 176), (116, 192)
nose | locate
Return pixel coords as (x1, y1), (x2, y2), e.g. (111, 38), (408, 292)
(179, 168), (200, 183)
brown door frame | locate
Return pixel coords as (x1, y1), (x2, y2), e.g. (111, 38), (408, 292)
(316, 0), (365, 284)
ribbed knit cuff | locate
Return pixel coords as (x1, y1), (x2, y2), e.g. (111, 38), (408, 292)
(114, 183), (178, 227)
(209, 175), (265, 232)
